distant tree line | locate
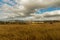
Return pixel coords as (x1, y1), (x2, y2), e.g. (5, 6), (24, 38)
(0, 20), (60, 24)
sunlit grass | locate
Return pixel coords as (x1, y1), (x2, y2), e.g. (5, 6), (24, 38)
(0, 22), (60, 40)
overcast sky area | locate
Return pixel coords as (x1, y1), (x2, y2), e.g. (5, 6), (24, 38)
(0, 0), (60, 21)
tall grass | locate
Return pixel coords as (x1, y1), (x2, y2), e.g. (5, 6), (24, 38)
(0, 22), (60, 40)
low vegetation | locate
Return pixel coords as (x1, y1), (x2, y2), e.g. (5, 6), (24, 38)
(0, 22), (60, 40)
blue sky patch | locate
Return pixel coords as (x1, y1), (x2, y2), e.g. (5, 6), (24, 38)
(0, 0), (17, 6)
(36, 7), (60, 14)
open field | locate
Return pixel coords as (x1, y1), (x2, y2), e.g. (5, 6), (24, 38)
(0, 22), (60, 40)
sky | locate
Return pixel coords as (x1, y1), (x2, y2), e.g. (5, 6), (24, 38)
(0, 0), (17, 6)
(36, 7), (60, 14)
(0, 0), (60, 21)
(0, 0), (60, 14)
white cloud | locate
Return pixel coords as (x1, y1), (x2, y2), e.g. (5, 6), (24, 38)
(1, 0), (60, 16)
(17, 10), (60, 21)
(42, 10), (60, 17)
(17, 0), (60, 16)
(0, 0), (60, 21)
(29, 10), (60, 21)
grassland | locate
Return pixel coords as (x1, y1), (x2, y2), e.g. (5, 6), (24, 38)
(0, 22), (60, 40)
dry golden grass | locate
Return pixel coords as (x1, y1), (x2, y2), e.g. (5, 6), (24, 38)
(0, 22), (60, 40)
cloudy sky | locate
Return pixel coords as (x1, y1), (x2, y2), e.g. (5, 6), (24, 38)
(0, 0), (60, 21)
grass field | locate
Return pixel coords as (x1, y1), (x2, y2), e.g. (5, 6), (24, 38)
(0, 22), (60, 40)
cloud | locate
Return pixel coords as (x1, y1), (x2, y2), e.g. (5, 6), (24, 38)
(29, 10), (60, 21)
(0, 0), (60, 21)
(1, 0), (60, 16)
(41, 10), (60, 17)
(17, 0), (60, 16)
